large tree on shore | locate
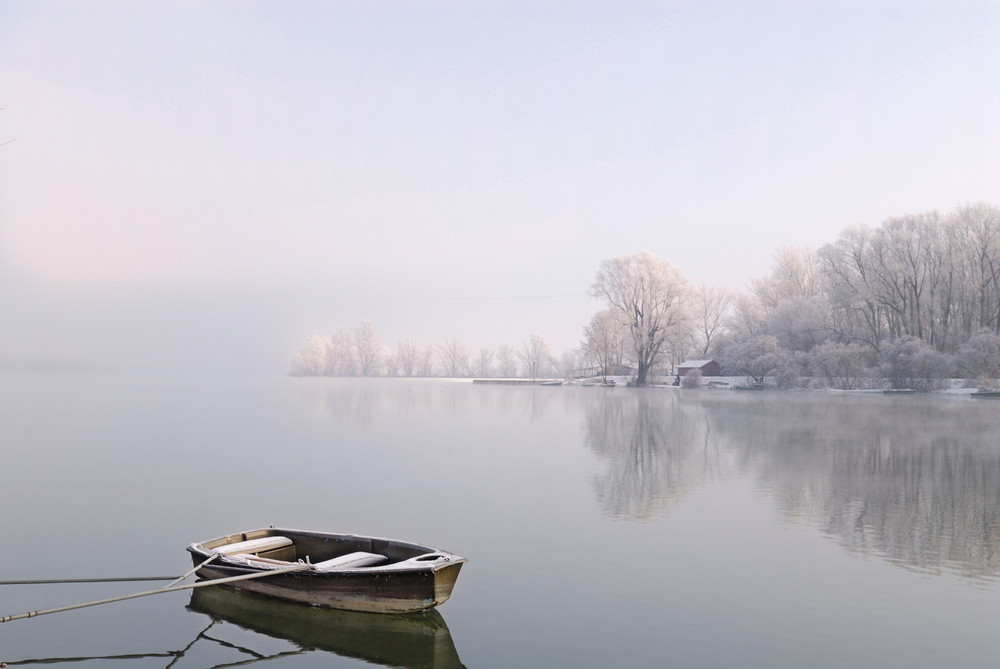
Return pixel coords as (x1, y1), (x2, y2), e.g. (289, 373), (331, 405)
(589, 251), (693, 386)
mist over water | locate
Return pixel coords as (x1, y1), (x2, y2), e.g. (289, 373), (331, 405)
(1, 374), (997, 668)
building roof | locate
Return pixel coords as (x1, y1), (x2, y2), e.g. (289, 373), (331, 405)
(678, 359), (716, 368)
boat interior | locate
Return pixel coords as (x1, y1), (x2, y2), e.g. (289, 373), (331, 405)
(198, 529), (454, 572)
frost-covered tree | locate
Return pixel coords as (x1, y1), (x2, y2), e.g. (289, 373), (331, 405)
(384, 352), (400, 377)
(951, 203), (1000, 337)
(764, 296), (829, 352)
(518, 333), (554, 378)
(728, 293), (766, 340)
(415, 345), (434, 376)
(590, 251), (693, 386)
(750, 246), (820, 315)
(395, 339), (419, 377)
(582, 308), (627, 381)
(693, 283), (732, 357)
(496, 344), (518, 378)
(869, 212), (942, 344)
(328, 330), (357, 376)
(715, 334), (784, 384)
(473, 346), (495, 378)
(808, 341), (876, 390)
(558, 349), (582, 380)
(289, 335), (330, 376)
(819, 225), (889, 351)
(354, 321), (383, 376)
(746, 247), (829, 355)
(879, 336), (952, 390)
(437, 337), (470, 377)
(819, 211), (961, 354)
(955, 330), (1000, 382)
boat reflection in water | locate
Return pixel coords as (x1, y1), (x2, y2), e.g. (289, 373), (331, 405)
(188, 586), (467, 669)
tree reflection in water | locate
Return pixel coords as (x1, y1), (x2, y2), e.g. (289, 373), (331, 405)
(585, 390), (723, 520)
(291, 380), (999, 581)
(585, 390), (1000, 581)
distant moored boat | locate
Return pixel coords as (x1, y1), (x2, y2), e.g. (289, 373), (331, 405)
(970, 390), (1000, 399)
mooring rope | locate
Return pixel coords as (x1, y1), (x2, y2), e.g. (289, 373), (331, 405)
(0, 562), (311, 623)
(0, 577), (182, 585)
(164, 553), (219, 589)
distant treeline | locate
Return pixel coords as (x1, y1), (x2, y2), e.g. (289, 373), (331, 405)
(292, 202), (1000, 389)
(290, 328), (573, 379)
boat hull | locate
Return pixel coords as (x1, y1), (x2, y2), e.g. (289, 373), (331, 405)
(188, 587), (466, 668)
(187, 528), (466, 614)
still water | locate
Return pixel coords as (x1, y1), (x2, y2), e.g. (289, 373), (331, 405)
(1, 374), (997, 668)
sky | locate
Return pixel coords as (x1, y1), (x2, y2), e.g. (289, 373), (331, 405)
(2, 1), (999, 374)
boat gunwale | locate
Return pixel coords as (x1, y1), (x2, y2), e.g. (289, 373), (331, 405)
(188, 527), (468, 576)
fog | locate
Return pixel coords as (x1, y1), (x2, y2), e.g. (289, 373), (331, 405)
(0, 279), (597, 374)
(0, 282), (286, 374)
(2, 2), (999, 374)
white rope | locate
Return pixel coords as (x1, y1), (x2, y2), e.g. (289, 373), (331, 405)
(0, 562), (311, 624)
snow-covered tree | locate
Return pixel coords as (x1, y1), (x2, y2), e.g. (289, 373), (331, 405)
(693, 283), (732, 357)
(518, 333), (554, 378)
(496, 344), (518, 378)
(750, 246), (820, 315)
(764, 296), (829, 352)
(354, 321), (383, 376)
(582, 308), (627, 381)
(589, 251), (693, 386)
(819, 225), (888, 351)
(437, 337), (470, 377)
(951, 203), (1000, 338)
(716, 334), (784, 384)
(808, 341), (876, 390)
(289, 335), (330, 376)
(417, 345), (435, 377)
(473, 346), (495, 378)
(879, 336), (952, 390)
(557, 349), (582, 380)
(396, 339), (419, 377)
(955, 330), (1000, 382)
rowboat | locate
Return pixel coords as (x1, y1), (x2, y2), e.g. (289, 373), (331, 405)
(187, 528), (467, 614)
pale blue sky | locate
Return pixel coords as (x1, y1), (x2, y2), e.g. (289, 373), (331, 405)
(2, 1), (999, 372)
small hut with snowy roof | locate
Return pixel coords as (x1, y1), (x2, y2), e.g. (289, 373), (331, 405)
(677, 359), (721, 377)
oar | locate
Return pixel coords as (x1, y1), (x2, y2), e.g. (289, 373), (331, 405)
(0, 562), (311, 624)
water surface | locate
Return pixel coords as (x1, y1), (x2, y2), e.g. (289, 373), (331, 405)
(1, 375), (997, 667)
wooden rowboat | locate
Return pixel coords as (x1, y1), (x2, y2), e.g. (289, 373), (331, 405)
(187, 528), (467, 614)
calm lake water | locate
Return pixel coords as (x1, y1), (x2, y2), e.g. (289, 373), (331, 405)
(1, 373), (998, 668)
